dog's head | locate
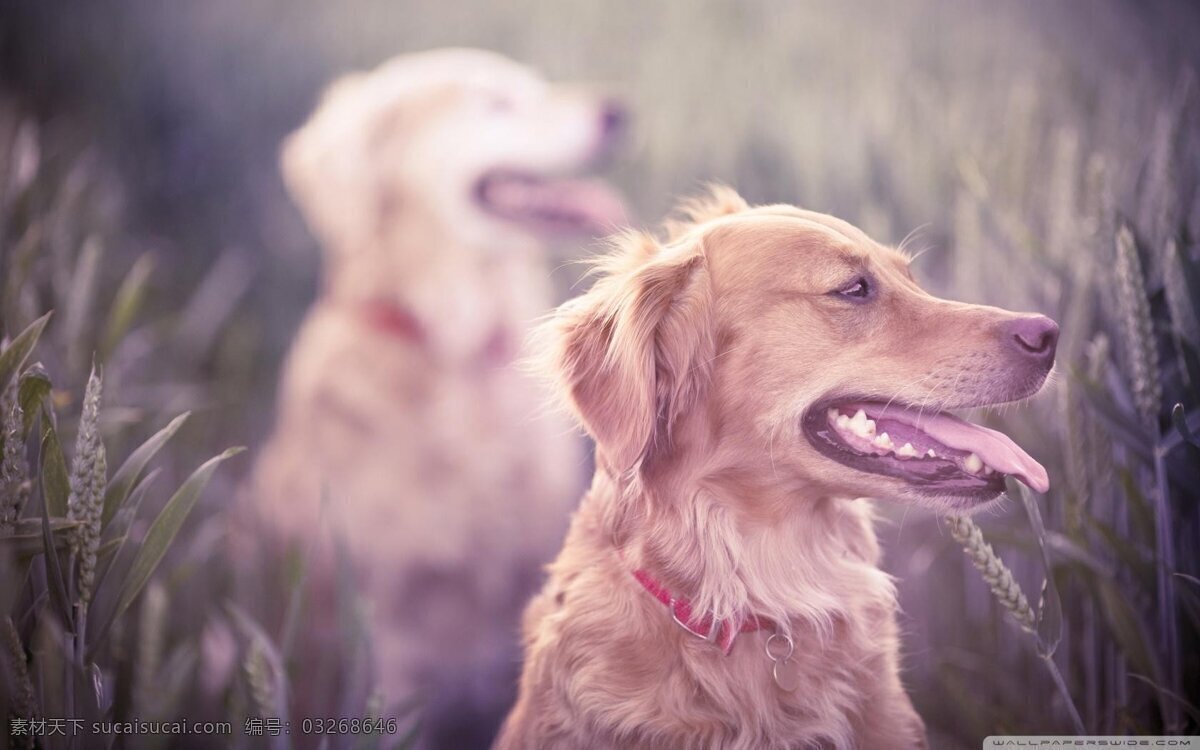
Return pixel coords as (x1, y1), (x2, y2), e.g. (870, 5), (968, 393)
(281, 48), (627, 259)
(547, 188), (1056, 513)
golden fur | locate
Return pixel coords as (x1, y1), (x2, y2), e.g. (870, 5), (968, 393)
(498, 188), (1056, 749)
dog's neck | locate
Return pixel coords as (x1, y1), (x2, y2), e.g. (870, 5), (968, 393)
(600, 454), (895, 641)
(322, 209), (546, 365)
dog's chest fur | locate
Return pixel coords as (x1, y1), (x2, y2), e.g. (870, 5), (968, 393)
(510, 492), (922, 750)
(255, 300), (580, 563)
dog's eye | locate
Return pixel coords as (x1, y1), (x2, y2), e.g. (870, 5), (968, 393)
(835, 276), (871, 300)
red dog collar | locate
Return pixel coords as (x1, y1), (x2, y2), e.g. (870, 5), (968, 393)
(355, 299), (512, 366)
(631, 568), (773, 655)
(358, 299), (426, 344)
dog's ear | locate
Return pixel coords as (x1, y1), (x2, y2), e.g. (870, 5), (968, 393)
(547, 232), (715, 475)
(663, 184), (749, 242)
(279, 73), (374, 257)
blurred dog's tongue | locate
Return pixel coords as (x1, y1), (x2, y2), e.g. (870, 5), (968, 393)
(874, 405), (1049, 493)
(484, 175), (628, 234)
(553, 177), (628, 232)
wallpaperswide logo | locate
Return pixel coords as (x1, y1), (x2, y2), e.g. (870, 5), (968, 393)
(985, 738), (1198, 749)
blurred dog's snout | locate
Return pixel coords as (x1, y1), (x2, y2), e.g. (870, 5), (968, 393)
(1008, 315), (1059, 365)
(599, 100), (627, 140)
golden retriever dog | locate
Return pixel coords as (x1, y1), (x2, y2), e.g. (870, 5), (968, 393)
(496, 188), (1057, 750)
(250, 49), (626, 746)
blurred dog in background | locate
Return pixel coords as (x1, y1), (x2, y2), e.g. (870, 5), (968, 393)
(250, 48), (627, 747)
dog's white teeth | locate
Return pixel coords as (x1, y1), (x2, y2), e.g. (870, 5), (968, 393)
(848, 409), (876, 438)
(983, 466), (995, 476)
(830, 407), (975, 468)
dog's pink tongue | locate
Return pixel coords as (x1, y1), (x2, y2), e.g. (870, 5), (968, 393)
(546, 177), (628, 233)
(915, 411), (1048, 493)
(484, 175), (628, 234)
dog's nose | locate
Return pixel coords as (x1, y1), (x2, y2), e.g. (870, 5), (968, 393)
(1008, 315), (1059, 364)
(599, 100), (627, 139)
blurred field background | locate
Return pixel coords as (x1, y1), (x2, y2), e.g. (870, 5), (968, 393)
(1, 0), (1199, 747)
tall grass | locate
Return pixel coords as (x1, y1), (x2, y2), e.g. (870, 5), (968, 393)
(0, 114), (247, 748)
(911, 69), (1200, 739)
(0, 105), (420, 750)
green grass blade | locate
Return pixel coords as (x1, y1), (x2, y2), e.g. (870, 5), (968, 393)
(1128, 673), (1200, 729)
(99, 253), (155, 362)
(93, 469), (160, 596)
(101, 411), (189, 528)
(40, 420), (70, 518)
(1151, 444), (1181, 725)
(90, 446), (242, 654)
(1014, 483), (1062, 658)
(1092, 576), (1163, 693)
(40, 487), (72, 628)
(1083, 514), (1155, 589)
(0, 311), (52, 394)
(16, 363), (50, 438)
(62, 238), (102, 370)
(1176, 572), (1200, 633)
(103, 468), (159, 545)
(226, 602), (291, 722)
(94, 536), (122, 564)
(280, 486), (330, 663)
(1115, 467), (1157, 545)
(0, 518), (76, 561)
(1070, 368), (1153, 461)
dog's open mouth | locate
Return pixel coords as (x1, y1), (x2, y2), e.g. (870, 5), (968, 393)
(474, 170), (627, 235)
(803, 400), (1049, 497)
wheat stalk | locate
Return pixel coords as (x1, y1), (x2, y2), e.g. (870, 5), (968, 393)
(950, 514), (1087, 732)
(1112, 223), (1161, 427)
(3, 616), (37, 749)
(67, 365), (106, 604)
(0, 382), (29, 533)
(1162, 237), (1198, 389)
(948, 515), (1037, 632)
(243, 637), (274, 718)
(1162, 238), (1200, 348)
(1138, 109), (1179, 253)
